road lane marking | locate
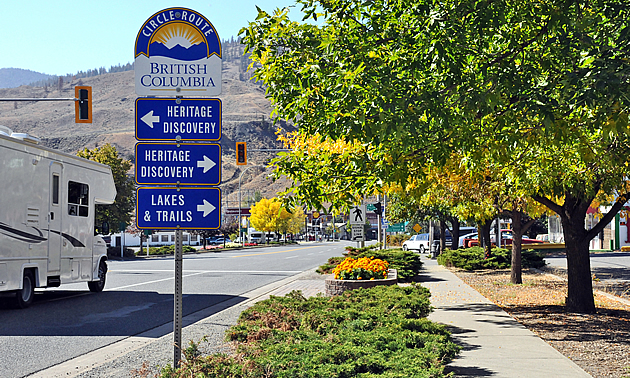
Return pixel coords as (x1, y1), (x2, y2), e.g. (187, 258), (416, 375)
(230, 246), (320, 258)
(107, 270), (303, 291)
(111, 269), (302, 274)
(108, 271), (208, 291)
(285, 255), (299, 259)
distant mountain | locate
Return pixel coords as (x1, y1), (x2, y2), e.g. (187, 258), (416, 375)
(0, 68), (52, 89)
(148, 41), (208, 60)
(0, 57), (295, 203)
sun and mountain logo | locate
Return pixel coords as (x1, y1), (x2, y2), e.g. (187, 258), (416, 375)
(148, 23), (209, 61)
(135, 7), (222, 96)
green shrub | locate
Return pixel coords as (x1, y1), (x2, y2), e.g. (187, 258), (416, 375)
(521, 249), (547, 269)
(318, 248), (422, 282)
(352, 249), (423, 282)
(160, 285), (459, 378)
(137, 245), (197, 256)
(437, 247), (546, 271)
(316, 256), (346, 274)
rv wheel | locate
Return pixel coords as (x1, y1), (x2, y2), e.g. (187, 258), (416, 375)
(88, 261), (107, 292)
(16, 270), (35, 309)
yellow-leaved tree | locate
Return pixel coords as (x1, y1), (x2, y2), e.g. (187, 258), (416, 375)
(250, 198), (306, 242)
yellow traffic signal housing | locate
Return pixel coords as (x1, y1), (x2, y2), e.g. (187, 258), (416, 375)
(236, 142), (247, 165)
(75, 86), (92, 123)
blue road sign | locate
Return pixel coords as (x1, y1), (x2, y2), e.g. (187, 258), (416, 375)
(135, 142), (221, 185)
(135, 98), (222, 141)
(136, 187), (221, 229)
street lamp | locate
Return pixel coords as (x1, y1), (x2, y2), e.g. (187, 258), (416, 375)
(238, 166), (253, 246)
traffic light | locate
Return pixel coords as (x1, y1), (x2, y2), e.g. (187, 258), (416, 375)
(75, 86), (92, 123)
(373, 202), (382, 215)
(236, 142), (247, 165)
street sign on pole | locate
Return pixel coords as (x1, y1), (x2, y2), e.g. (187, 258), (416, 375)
(134, 7), (222, 97)
(135, 98), (222, 141)
(349, 205), (367, 225)
(135, 7), (222, 369)
(135, 142), (221, 185)
(351, 224), (364, 241)
(388, 222), (405, 232)
(136, 187), (221, 229)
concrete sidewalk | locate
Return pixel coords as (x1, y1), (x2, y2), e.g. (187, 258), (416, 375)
(421, 258), (591, 377)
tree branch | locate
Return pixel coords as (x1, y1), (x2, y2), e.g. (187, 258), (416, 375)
(532, 195), (563, 215)
(585, 193), (630, 241)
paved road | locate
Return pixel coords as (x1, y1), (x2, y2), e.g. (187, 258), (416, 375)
(545, 251), (630, 281)
(0, 242), (350, 378)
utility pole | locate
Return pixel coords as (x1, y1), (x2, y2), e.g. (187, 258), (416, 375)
(377, 194), (382, 249)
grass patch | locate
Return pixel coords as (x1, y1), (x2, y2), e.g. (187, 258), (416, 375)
(159, 285), (459, 377)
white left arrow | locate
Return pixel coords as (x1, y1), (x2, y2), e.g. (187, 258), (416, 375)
(197, 155), (216, 173)
(141, 111), (160, 128)
(197, 200), (216, 217)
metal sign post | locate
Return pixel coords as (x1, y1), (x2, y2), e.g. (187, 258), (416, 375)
(173, 229), (183, 366)
(134, 7), (223, 368)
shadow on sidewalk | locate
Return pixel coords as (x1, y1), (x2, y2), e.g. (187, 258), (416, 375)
(439, 324), (494, 376)
(414, 273), (446, 283)
(445, 365), (495, 377)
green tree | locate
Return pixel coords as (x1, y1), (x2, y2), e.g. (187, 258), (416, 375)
(242, 0), (630, 313)
(77, 144), (134, 234)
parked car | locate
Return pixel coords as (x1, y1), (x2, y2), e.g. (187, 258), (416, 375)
(209, 237), (230, 245)
(402, 233), (430, 253)
(536, 234), (550, 242)
(461, 229), (543, 248)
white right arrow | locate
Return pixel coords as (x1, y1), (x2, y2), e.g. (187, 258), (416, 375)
(197, 155), (216, 173)
(197, 200), (216, 217)
(141, 111), (160, 128)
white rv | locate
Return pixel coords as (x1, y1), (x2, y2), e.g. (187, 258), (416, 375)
(0, 127), (116, 308)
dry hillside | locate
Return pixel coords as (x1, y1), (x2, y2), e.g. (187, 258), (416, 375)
(0, 60), (296, 205)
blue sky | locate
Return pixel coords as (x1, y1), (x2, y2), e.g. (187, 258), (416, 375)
(0, 0), (298, 76)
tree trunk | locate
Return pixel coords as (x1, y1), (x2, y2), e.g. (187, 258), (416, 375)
(480, 220), (492, 259)
(561, 212), (596, 313)
(449, 217), (460, 249)
(533, 193), (596, 313)
(511, 211), (523, 284)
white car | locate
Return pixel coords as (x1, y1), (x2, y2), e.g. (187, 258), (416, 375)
(402, 233), (430, 253)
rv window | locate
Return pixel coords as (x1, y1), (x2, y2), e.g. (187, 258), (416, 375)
(68, 181), (89, 217)
(52, 175), (60, 205)
(151, 235), (159, 242)
(161, 235), (169, 242)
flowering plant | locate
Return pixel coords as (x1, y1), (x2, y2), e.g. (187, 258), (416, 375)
(332, 256), (389, 280)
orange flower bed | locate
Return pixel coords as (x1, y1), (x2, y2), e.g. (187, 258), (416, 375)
(332, 256), (389, 280)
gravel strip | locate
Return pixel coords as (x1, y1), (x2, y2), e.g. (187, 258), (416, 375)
(452, 268), (630, 378)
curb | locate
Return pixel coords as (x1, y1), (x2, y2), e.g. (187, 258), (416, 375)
(27, 268), (320, 378)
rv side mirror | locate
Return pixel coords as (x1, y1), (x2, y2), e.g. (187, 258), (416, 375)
(101, 222), (110, 235)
